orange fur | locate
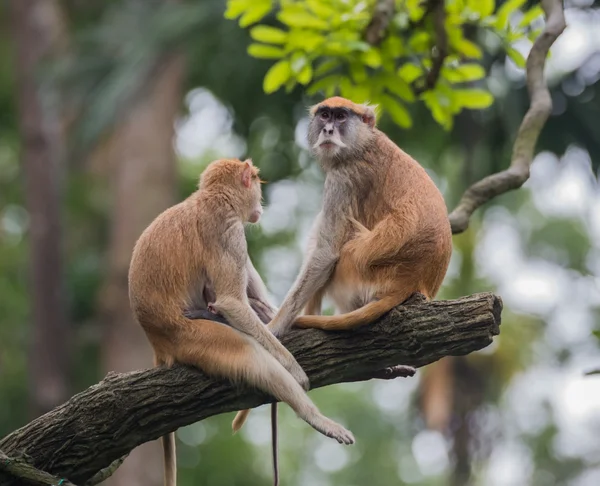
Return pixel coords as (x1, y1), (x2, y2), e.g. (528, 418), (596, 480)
(294, 96), (453, 330)
(129, 158), (354, 486)
(309, 96), (374, 117)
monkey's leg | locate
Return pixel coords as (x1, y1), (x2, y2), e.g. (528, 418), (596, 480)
(304, 287), (325, 315)
(212, 296), (309, 390)
(174, 320), (354, 445)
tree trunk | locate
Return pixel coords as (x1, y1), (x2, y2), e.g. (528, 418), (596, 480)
(97, 53), (185, 486)
(9, 0), (71, 419)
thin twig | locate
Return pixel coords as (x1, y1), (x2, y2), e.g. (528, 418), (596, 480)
(448, 0), (566, 234)
(414, 0), (448, 95)
(365, 0), (395, 45)
(0, 450), (77, 486)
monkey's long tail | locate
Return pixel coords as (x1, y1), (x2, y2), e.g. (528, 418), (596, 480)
(232, 404), (279, 486)
(162, 432), (176, 486)
(271, 402), (279, 486)
(294, 291), (415, 331)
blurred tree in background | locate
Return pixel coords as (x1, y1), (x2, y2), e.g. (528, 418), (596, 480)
(0, 1), (599, 486)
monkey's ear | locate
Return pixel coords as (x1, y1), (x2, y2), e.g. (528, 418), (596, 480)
(361, 105), (377, 128)
(241, 162), (253, 188)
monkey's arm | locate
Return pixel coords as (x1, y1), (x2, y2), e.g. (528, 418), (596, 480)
(268, 212), (341, 337)
(246, 258), (277, 321)
(208, 235), (308, 388)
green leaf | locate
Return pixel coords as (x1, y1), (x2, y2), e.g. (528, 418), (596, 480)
(454, 38), (483, 59)
(306, 0), (336, 19)
(247, 44), (285, 59)
(277, 11), (329, 29)
(422, 92), (452, 130)
(346, 41), (371, 52)
(361, 48), (382, 68)
(409, 31), (430, 52)
(444, 63), (486, 83)
(384, 75), (415, 102)
(381, 36), (404, 59)
(454, 89), (494, 109)
(468, 0), (495, 17)
(314, 59), (341, 77)
(507, 47), (526, 68)
(398, 63), (423, 83)
(593, 329), (600, 342)
(350, 61), (367, 83)
(287, 30), (324, 51)
(297, 63), (313, 85)
(323, 42), (352, 55)
(239, 2), (272, 27)
(307, 75), (342, 96)
(381, 94), (412, 128)
(224, 0), (254, 19)
(290, 52), (307, 73)
(249, 26), (287, 44)
(284, 77), (297, 94)
(527, 28), (543, 43)
(495, 0), (527, 30)
(263, 59), (292, 94)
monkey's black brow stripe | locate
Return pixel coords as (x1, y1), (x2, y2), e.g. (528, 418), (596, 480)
(314, 106), (360, 118)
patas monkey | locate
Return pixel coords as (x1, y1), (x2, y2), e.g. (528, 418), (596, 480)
(128, 158), (354, 486)
(233, 96), (451, 431)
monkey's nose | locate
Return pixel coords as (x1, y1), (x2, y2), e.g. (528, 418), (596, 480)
(323, 127), (334, 135)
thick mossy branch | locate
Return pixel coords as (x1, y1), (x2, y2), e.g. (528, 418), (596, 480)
(0, 292), (502, 486)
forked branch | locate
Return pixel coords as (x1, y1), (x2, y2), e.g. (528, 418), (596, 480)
(448, 0), (567, 234)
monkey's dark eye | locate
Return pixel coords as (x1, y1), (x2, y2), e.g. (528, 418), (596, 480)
(336, 112), (347, 122)
(320, 111), (330, 121)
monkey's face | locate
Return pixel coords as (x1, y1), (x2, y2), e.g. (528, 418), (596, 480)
(307, 106), (373, 165)
(240, 162), (263, 224)
(248, 179), (263, 223)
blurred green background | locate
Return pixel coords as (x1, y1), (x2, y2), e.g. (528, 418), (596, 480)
(1, 1), (600, 485)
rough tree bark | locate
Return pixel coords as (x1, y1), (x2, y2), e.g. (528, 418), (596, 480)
(10, 0), (71, 418)
(97, 52), (185, 486)
(0, 293), (501, 486)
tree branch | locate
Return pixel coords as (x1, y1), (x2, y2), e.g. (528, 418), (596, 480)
(413, 0), (448, 95)
(0, 451), (77, 486)
(448, 0), (566, 234)
(365, 0), (395, 45)
(0, 292), (502, 486)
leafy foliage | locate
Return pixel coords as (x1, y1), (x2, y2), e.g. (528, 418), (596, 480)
(225, 0), (543, 130)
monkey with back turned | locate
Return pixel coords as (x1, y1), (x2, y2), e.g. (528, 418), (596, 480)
(128, 158), (354, 486)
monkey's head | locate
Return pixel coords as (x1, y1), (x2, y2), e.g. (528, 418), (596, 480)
(200, 158), (263, 223)
(307, 97), (377, 167)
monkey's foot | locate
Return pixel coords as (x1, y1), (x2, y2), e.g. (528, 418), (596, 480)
(311, 417), (355, 445)
(372, 365), (416, 380)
